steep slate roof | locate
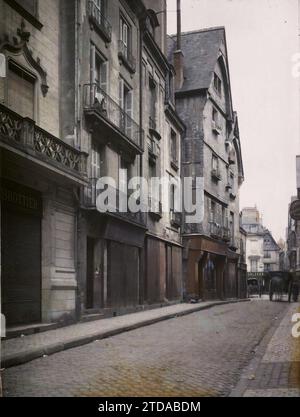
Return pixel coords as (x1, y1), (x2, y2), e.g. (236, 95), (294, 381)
(167, 27), (225, 93)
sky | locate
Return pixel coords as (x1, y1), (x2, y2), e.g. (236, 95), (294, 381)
(167, 0), (300, 241)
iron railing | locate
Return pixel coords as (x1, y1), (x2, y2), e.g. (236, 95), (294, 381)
(118, 40), (136, 73)
(0, 103), (87, 175)
(82, 178), (146, 226)
(88, 0), (112, 42)
(83, 84), (144, 150)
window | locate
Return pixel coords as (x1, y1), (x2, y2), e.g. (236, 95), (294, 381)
(94, 0), (105, 14)
(250, 259), (258, 272)
(213, 73), (222, 95)
(170, 129), (177, 163)
(210, 201), (216, 223)
(212, 154), (218, 172)
(264, 264), (271, 272)
(91, 143), (101, 179)
(230, 212), (234, 241)
(8, 61), (35, 119)
(149, 75), (157, 126)
(95, 53), (108, 93)
(264, 251), (271, 259)
(120, 15), (130, 59)
(170, 184), (175, 212)
(212, 107), (218, 123)
(119, 78), (133, 136)
(229, 172), (234, 192)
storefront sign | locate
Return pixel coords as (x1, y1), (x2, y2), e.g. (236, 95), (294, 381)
(0, 179), (42, 216)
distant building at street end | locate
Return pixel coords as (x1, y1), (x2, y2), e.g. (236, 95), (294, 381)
(286, 156), (300, 274)
(241, 207), (281, 273)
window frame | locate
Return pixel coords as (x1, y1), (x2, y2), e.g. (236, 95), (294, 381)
(6, 59), (37, 120)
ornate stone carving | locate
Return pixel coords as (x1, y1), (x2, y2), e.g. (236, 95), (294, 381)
(0, 20), (49, 96)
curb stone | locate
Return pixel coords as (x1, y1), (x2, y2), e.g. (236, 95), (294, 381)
(2, 299), (250, 369)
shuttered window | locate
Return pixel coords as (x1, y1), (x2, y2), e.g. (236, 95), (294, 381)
(8, 62), (35, 119)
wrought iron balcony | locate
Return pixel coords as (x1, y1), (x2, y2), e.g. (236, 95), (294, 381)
(88, 0), (112, 43)
(118, 41), (136, 73)
(0, 103), (87, 178)
(82, 178), (146, 227)
(170, 210), (182, 228)
(209, 221), (222, 238)
(83, 84), (144, 154)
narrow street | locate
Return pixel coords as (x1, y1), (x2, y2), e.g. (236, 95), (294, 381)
(3, 300), (299, 397)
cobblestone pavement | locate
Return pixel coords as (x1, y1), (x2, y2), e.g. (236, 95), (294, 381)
(3, 300), (288, 397)
(232, 302), (300, 397)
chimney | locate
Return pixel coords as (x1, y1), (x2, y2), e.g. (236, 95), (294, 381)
(173, 0), (184, 90)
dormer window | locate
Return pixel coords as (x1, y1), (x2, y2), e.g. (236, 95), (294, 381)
(213, 73), (222, 96)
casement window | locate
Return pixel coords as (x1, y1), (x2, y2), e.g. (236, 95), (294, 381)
(170, 184), (175, 213)
(119, 158), (132, 196)
(229, 172), (234, 191)
(212, 154), (219, 172)
(170, 128), (177, 163)
(7, 61), (35, 119)
(93, 0), (105, 15)
(250, 259), (258, 272)
(120, 15), (130, 59)
(91, 45), (108, 92)
(212, 107), (219, 123)
(230, 212), (234, 240)
(213, 73), (222, 95)
(119, 78), (133, 136)
(149, 75), (157, 123)
(91, 143), (101, 179)
(210, 201), (216, 223)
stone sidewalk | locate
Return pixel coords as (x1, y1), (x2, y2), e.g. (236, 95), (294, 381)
(231, 302), (300, 397)
(1, 299), (248, 370)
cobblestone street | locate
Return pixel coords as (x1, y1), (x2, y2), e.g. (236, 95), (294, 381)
(3, 300), (296, 397)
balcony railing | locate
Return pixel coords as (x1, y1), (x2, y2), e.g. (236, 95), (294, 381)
(83, 84), (144, 151)
(88, 1), (112, 43)
(82, 178), (146, 226)
(0, 103), (87, 176)
(170, 210), (182, 228)
(118, 41), (136, 73)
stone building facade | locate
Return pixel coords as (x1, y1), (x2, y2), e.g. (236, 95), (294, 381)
(241, 207), (280, 274)
(0, 0), (185, 327)
(167, 27), (245, 301)
(0, 1), (247, 329)
(0, 0), (88, 326)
